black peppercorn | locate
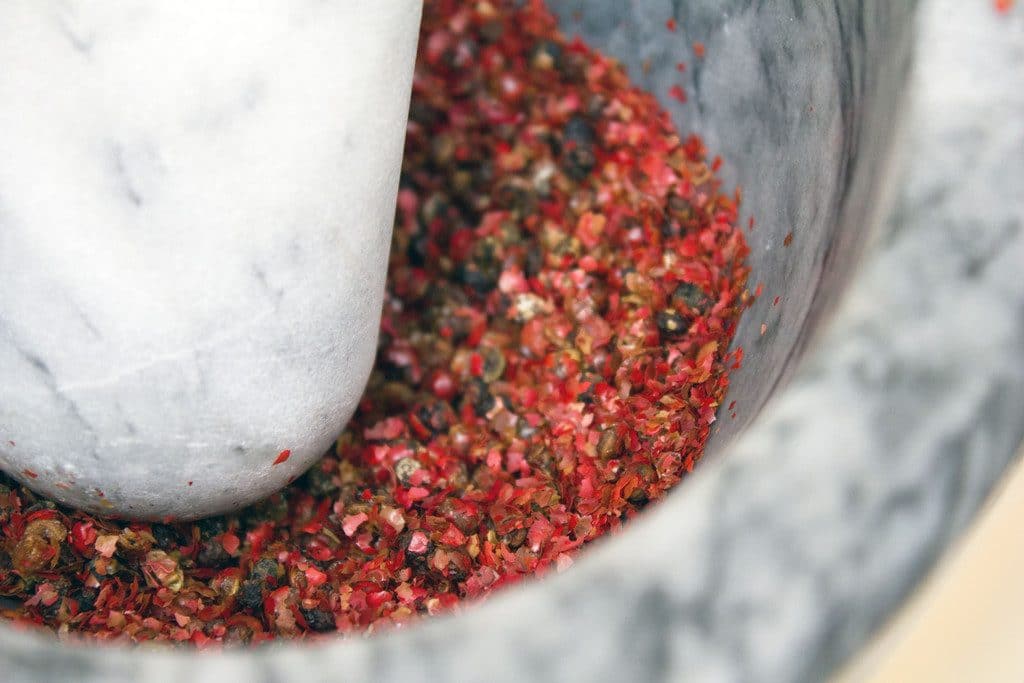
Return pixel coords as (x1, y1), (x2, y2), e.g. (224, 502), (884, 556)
(300, 608), (337, 633)
(196, 517), (227, 541)
(73, 587), (98, 613)
(656, 309), (690, 338)
(197, 540), (231, 569)
(235, 580), (263, 611)
(250, 557), (283, 585)
(562, 115), (596, 180)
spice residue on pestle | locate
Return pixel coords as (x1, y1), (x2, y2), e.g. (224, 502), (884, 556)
(0, 0), (750, 643)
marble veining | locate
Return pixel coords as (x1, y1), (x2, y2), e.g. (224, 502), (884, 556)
(1, 0), (1022, 682)
(0, 1), (423, 519)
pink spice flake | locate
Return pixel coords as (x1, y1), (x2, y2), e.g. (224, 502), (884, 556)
(342, 512), (369, 538)
(365, 417), (406, 441)
(408, 531), (430, 554)
(527, 517), (556, 552)
(94, 534), (119, 559)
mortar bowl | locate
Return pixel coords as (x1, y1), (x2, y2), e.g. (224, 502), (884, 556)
(0, 2), (917, 681)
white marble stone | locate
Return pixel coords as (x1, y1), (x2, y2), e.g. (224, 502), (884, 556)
(0, 1), (423, 520)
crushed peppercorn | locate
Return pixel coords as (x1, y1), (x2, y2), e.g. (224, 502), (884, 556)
(0, 0), (749, 644)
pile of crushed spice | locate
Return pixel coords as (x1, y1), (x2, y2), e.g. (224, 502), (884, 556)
(0, 0), (750, 645)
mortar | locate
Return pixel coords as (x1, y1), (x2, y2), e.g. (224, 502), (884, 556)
(1, 1), (922, 681)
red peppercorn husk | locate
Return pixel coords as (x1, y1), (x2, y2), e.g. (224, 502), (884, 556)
(0, 0), (749, 643)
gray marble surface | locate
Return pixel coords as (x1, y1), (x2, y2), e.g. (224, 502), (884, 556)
(1, 0), (1022, 681)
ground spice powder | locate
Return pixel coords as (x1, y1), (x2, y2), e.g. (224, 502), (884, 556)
(0, 0), (750, 644)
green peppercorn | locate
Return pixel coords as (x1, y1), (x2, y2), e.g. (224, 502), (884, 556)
(480, 346), (506, 383)
(503, 528), (528, 550)
(597, 429), (622, 460)
(12, 519), (66, 575)
(394, 457), (423, 487)
(671, 282), (712, 312)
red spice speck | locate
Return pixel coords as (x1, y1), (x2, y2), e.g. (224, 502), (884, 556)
(220, 533), (241, 555)
(693, 42), (706, 58)
(676, 61), (687, 73)
(783, 231), (794, 247)
(70, 521), (97, 555)
(773, 296), (781, 307)
(272, 449), (291, 466)
(21, 469), (38, 479)
(429, 370), (457, 400)
(995, 0), (1015, 13)
(305, 567), (328, 589)
(187, 481), (193, 487)
(469, 352), (484, 377)
(669, 84), (687, 103)
(342, 512), (369, 538)
(666, 18), (678, 32)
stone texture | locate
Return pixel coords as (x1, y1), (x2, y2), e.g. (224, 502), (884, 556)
(0, 1), (422, 520)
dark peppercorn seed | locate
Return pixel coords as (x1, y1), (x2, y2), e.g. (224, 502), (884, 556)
(597, 429), (621, 459)
(656, 309), (690, 338)
(196, 517), (227, 541)
(197, 541), (231, 569)
(250, 558), (282, 585)
(73, 587), (98, 613)
(503, 528), (528, 550)
(300, 608), (337, 633)
(235, 580), (264, 611)
(672, 282), (712, 312)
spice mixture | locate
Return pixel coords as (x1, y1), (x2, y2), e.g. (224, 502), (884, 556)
(0, 0), (750, 644)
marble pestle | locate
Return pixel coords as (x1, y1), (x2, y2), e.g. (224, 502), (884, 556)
(0, 1), (423, 520)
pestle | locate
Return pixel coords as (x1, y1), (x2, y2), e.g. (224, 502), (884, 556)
(0, 1), (423, 520)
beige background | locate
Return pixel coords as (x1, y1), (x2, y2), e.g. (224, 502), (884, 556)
(836, 450), (1024, 682)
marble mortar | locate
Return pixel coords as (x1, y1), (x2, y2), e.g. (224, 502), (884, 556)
(2, 1), (1023, 682)
(0, 1), (423, 520)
